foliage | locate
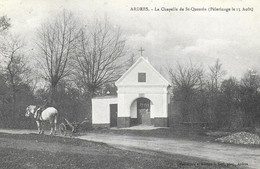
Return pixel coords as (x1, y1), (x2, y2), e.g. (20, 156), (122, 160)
(0, 15), (10, 32)
(169, 59), (260, 130)
(35, 81), (91, 123)
(0, 34), (33, 128)
(169, 61), (204, 122)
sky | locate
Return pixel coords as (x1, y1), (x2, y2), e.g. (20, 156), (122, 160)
(0, 0), (260, 80)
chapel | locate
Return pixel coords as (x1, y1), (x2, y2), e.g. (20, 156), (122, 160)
(92, 56), (171, 128)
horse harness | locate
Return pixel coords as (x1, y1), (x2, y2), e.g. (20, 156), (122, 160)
(34, 106), (45, 121)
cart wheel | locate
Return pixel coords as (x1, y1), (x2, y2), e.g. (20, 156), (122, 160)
(59, 123), (67, 136)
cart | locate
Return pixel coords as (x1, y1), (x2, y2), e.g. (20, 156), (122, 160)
(59, 118), (81, 136)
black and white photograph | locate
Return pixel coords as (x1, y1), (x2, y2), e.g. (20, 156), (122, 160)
(0, 0), (259, 168)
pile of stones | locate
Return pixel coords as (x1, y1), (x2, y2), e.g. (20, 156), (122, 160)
(215, 132), (260, 145)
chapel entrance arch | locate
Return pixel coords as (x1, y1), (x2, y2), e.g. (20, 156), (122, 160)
(130, 97), (153, 126)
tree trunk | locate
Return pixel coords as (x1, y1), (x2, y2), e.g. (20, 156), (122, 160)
(12, 88), (16, 127)
(50, 85), (57, 106)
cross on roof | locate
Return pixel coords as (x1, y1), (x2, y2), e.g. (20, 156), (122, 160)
(138, 47), (144, 56)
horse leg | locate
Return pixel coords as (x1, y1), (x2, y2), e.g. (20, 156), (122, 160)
(36, 121), (41, 134)
(49, 119), (54, 135)
(54, 114), (58, 135)
(41, 122), (44, 134)
(50, 123), (53, 135)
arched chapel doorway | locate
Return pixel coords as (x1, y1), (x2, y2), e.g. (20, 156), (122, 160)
(130, 97), (153, 126)
(137, 98), (151, 125)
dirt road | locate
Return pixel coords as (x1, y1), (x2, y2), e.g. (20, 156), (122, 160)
(1, 130), (199, 169)
(78, 133), (259, 169)
(0, 129), (258, 169)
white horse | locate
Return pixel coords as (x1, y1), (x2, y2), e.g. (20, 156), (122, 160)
(25, 105), (58, 135)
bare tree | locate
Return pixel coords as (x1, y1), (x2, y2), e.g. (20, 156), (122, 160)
(125, 54), (135, 69)
(168, 61), (204, 90)
(206, 59), (227, 127)
(0, 35), (29, 121)
(36, 10), (80, 105)
(168, 61), (205, 122)
(241, 69), (260, 90)
(75, 19), (126, 97)
(208, 59), (226, 92)
(0, 16), (10, 32)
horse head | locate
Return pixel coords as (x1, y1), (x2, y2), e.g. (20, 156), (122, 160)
(25, 105), (37, 117)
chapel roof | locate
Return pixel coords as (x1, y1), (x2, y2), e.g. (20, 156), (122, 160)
(115, 56), (170, 86)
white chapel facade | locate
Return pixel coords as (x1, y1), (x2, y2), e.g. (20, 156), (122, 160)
(92, 56), (171, 128)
